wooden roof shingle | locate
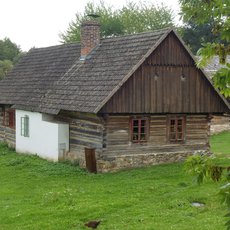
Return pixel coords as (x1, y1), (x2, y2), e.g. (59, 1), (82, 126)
(203, 55), (230, 77)
(0, 28), (170, 114)
(0, 43), (81, 114)
(40, 29), (171, 114)
(0, 28), (229, 114)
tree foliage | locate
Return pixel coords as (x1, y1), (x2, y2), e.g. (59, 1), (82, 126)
(180, 21), (220, 54)
(179, 0), (230, 97)
(184, 154), (230, 229)
(0, 38), (22, 80)
(60, 1), (174, 43)
(0, 60), (13, 79)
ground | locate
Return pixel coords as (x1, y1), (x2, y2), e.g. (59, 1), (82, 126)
(0, 131), (229, 230)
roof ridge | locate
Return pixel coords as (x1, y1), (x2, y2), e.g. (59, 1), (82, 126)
(28, 28), (172, 51)
(101, 27), (172, 42)
(29, 42), (81, 51)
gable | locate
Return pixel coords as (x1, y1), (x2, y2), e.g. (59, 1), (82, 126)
(100, 32), (229, 114)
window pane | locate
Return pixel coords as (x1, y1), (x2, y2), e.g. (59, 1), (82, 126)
(140, 133), (146, 141)
(25, 116), (29, 137)
(178, 133), (183, 140)
(170, 126), (175, 132)
(9, 111), (14, 127)
(21, 116), (29, 137)
(4, 110), (15, 128)
(178, 119), (182, 125)
(141, 126), (146, 134)
(131, 118), (148, 143)
(133, 127), (138, 133)
(170, 120), (175, 125)
(141, 120), (146, 127)
(169, 117), (185, 142)
(133, 120), (138, 127)
(177, 125), (182, 132)
(132, 119), (139, 141)
(133, 133), (138, 141)
(4, 111), (10, 126)
(21, 117), (24, 136)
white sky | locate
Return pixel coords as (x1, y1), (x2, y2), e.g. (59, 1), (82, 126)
(0, 0), (181, 51)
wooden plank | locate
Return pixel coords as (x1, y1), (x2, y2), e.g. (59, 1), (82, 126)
(99, 32), (228, 114)
(85, 148), (97, 173)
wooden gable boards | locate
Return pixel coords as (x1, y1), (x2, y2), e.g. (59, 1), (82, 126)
(99, 30), (230, 114)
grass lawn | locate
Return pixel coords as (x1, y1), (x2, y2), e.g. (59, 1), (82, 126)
(210, 131), (230, 156)
(0, 131), (230, 230)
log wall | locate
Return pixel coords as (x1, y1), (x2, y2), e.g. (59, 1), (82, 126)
(0, 107), (15, 148)
(98, 114), (210, 172)
(57, 111), (104, 166)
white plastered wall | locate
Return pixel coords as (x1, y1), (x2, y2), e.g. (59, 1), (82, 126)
(16, 110), (69, 161)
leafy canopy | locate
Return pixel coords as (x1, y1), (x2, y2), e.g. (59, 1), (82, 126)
(179, 20), (221, 54)
(0, 38), (22, 80)
(179, 0), (230, 97)
(60, 1), (175, 43)
(184, 153), (230, 229)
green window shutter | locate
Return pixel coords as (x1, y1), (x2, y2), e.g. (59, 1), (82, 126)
(20, 116), (29, 137)
(21, 117), (24, 136)
(24, 116), (29, 137)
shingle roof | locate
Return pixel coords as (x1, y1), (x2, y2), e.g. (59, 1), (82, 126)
(203, 55), (230, 77)
(2, 28), (228, 114)
(0, 28), (171, 114)
(202, 56), (230, 104)
(0, 43), (81, 114)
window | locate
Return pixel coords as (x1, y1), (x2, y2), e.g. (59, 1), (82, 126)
(21, 115), (29, 137)
(4, 109), (15, 128)
(168, 116), (185, 143)
(131, 118), (148, 143)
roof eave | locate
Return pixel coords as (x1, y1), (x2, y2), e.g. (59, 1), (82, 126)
(12, 104), (60, 115)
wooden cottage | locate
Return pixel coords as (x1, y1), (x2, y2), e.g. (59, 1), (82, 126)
(0, 21), (229, 172)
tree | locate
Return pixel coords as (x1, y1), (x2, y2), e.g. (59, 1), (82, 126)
(184, 154), (230, 229)
(180, 21), (220, 54)
(119, 1), (174, 34)
(180, 2), (230, 227)
(0, 60), (13, 79)
(60, 1), (174, 43)
(0, 38), (22, 80)
(179, 0), (230, 97)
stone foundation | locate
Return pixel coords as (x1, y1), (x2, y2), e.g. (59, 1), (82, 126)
(97, 152), (196, 173)
(64, 149), (86, 167)
(66, 149), (210, 173)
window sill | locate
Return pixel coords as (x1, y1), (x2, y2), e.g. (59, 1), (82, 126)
(131, 141), (148, 145)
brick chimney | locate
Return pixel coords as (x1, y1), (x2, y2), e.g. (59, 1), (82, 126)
(80, 20), (100, 59)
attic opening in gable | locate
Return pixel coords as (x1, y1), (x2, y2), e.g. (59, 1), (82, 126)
(154, 72), (159, 80)
(181, 73), (186, 81)
(181, 68), (186, 81)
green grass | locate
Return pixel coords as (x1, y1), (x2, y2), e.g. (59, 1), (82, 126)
(0, 131), (229, 230)
(210, 131), (230, 156)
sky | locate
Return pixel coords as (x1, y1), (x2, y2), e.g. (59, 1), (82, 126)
(0, 0), (181, 51)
